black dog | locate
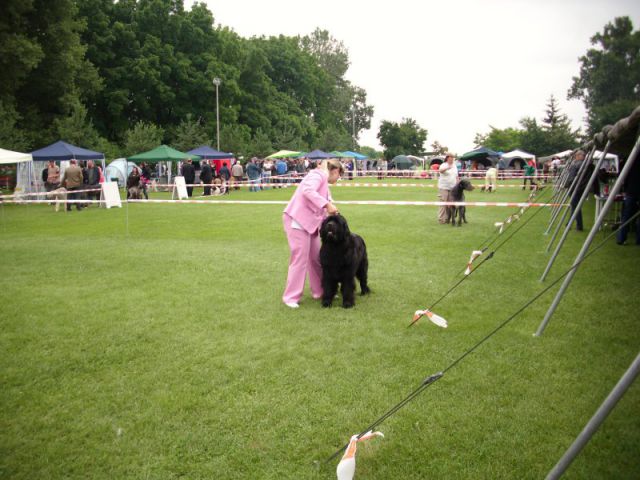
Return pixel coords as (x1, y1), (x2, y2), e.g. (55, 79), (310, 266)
(447, 178), (474, 226)
(319, 214), (370, 308)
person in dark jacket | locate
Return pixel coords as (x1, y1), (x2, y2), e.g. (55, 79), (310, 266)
(200, 160), (213, 196)
(85, 160), (101, 203)
(218, 163), (231, 195)
(182, 159), (196, 197)
(616, 157), (640, 245)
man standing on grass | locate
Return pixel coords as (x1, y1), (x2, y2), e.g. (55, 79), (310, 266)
(200, 160), (213, 196)
(231, 160), (243, 190)
(182, 159), (196, 197)
(437, 153), (458, 223)
(60, 160), (84, 211)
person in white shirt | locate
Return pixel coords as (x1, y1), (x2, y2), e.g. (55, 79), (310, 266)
(437, 153), (459, 223)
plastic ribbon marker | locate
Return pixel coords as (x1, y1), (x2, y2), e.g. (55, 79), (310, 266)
(411, 309), (448, 328)
(336, 431), (384, 480)
(464, 250), (484, 276)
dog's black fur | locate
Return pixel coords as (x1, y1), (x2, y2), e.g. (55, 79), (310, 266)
(447, 178), (474, 226)
(319, 214), (370, 308)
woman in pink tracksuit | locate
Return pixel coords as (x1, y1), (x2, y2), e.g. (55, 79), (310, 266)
(282, 159), (344, 308)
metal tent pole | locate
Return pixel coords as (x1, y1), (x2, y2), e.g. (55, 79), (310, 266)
(545, 160), (579, 234)
(545, 352), (640, 480)
(545, 148), (594, 239)
(535, 135), (640, 336)
(546, 160), (574, 225)
(540, 143), (610, 281)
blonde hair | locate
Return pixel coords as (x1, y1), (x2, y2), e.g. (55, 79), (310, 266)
(320, 159), (345, 174)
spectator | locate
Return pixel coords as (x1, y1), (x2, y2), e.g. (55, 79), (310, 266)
(231, 160), (244, 190)
(616, 157), (640, 245)
(182, 158), (196, 197)
(200, 160), (213, 196)
(282, 159), (343, 308)
(523, 159), (537, 190)
(60, 160), (84, 211)
(43, 160), (60, 192)
(437, 153), (459, 224)
(565, 150), (591, 231)
(275, 159), (287, 187)
(126, 167), (141, 199)
(85, 160), (101, 204)
(219, 162), (231, 195)
(246, 158), (262, 192)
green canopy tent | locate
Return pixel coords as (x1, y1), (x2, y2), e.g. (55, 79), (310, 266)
(390, 155), (418, 170)
(266, 150), (302, 159)
(459, 146), (500, 168)
(128, 145), (200, 183)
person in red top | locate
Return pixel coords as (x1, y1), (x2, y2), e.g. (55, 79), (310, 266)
(281, 159), (343, 308)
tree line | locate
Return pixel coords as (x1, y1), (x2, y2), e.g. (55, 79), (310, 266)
(0, 0), (373, 159)
(0, 3), (637, 161)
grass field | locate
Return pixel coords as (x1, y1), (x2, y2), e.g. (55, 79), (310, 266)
(1, 178), (638, 479)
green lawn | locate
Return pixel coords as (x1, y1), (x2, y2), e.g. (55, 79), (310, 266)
(1, 179), (638, 479)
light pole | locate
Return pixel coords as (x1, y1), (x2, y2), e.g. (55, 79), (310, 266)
(213, 77), (221, 150)
(351, 104), (356, 151)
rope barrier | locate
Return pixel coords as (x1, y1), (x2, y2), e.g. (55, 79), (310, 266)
(325, 208), (640, 466)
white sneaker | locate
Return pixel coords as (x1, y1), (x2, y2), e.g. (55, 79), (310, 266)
(285, 302), (299, 309)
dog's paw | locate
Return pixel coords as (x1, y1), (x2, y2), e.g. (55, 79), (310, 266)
(360, 287), (371, 295)
(321, 299), (333, 308)
(342, 301), (355, 308)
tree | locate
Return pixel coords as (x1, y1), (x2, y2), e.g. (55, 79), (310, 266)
(123, 121), (164, 156)
(171, 115), (211, 152)
(2, 0), (101, 146)
(541, 95), (580, 153)
(473, 126), (522, 152)
(430, 140), (449, 155)
(377, 118), (427, 160)
(359, 146), (382, 159)
(0, 101), (30, 151)
(299, 28), (349, 80)
(568, 16), (640, 135)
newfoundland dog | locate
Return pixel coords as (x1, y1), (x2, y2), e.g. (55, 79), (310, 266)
(319, 214), (370, 308)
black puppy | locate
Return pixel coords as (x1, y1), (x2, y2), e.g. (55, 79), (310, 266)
(447, 178), (474, 226)
(319, 214), (370, 308)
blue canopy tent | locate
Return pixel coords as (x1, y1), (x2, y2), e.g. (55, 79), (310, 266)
(305, 149), (333, 159)
(30, 140), (105, 193)
(186, 146), (235, 174)
(342, 150), (368, 160)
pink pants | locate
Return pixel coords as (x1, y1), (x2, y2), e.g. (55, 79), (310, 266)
(282, 214), (323, 304)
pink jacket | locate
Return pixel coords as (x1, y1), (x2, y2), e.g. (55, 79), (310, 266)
(283, 169), (331, 234)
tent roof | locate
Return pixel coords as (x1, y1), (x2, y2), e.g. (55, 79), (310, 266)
(31, 140), (104, 161)
(342, 150), (368, 160)
(266, 150), (302, 159)
(501, 149), (536, 160)
(127, 145), (200, 162)
(305, 149), (333, 159)
(459, 146), (500, 160)
(186, 146), (233, 159)
(0, 148), (32, 164)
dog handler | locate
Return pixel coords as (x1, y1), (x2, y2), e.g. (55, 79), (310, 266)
(282, 159), (344, 308)
(438, 153), (459, 223)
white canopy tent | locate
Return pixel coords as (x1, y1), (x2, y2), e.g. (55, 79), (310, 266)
(502, 149), (536, 160)
(0, 148), (37, 194)
(501, 149), (536, 168)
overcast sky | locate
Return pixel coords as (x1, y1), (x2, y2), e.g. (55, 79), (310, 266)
(188, 0), (639, 154)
